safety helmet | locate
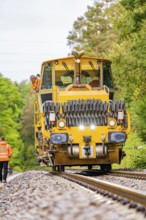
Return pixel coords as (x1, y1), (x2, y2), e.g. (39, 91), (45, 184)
(30, 75), (35, 80)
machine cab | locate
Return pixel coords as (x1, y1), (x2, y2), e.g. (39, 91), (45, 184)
(38, 55), (114, 103)
(40, 58), (114, 89)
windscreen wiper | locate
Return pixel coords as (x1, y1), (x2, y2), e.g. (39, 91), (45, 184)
(89, 61), (97, 75)
(62, 61), (69, 70)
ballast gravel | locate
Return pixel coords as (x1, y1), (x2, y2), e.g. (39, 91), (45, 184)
(96, 175), (146, 192)
(0, 170), (145, 220)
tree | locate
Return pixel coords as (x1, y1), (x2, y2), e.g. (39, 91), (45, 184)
(67, 0), (117, 56)
(19, 81), (38, 170)
(0, 74), (24, 169)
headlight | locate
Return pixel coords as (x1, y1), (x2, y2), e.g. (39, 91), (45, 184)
(108, 119), (117, 128)
(58, 120), (66, 128)
(50, 133), (68, 144)
(108, 132), (126, 143)
(79, 125), (84, 131)
(90, 124), (95, 130)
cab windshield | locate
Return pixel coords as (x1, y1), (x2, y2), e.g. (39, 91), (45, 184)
(54, 60), (113, 88)
(81, 61), (101, 87)
(55, 62), (74, 88)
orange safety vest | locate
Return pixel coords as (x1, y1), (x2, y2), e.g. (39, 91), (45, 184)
(32, 77), (40, 91)
(0, 141), (12, 162)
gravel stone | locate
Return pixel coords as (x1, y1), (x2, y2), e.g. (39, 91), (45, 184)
(96, 175), (146, 192)
(0, 170), (145, 220)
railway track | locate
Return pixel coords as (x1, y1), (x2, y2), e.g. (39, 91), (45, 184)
(53, 171), (146, 214)
(68, 168), (146, 180)
(110, 170), (146, 180)
(2, 170), (146, 220)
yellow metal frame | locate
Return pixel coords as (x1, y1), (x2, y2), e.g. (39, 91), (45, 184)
(33, 55), (130, 167)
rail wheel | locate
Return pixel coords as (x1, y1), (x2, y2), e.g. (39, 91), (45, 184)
(88, 165), (92, 170)
(52, 166), (57, 171)
(57, 165), (65, 172)
(101, 164), (112, 173)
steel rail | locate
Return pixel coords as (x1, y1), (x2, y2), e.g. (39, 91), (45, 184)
(59, 172), (146, 207)
(111, 171), (146, 180)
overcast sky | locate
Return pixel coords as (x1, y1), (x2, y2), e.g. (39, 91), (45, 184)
(0, 0), (92, 82)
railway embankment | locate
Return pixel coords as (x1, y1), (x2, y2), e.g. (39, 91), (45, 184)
(0, 170), (145, 220)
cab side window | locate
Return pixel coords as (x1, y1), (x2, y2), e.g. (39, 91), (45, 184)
(41, 66), (52, 90)
(103, 62), (113, 88)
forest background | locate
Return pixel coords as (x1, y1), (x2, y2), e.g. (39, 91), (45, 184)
(0, 0), (146, 171)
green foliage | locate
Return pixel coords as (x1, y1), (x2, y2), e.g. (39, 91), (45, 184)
(67, 0), (118, 56)
(113, 132), (144, 168)
(12, 166), (22, 173)
(110, 1), (146, 168)
(20, 144), (39, 170)
(0, 74), (24, 170)
(121, 0), (145, 8)
(115, 1), (146, 36)
(133, 96), (146, 141)
(0, 76), (37, 171)
(130, 148), (146, 168)
(18, 81), (37, 171)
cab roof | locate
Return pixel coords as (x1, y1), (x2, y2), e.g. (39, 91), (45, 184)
(42, 55), (111, 66)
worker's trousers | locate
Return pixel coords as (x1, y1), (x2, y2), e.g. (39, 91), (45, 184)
(0, 161), (8, 181)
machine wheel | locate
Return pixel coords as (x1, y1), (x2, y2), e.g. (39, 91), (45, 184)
(57, 165), (65, 172)
(88, 165), (92, 170)
(52, 166), (57, 171)
(101, 164), (112, 173)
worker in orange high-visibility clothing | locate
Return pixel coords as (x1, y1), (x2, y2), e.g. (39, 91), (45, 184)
(30, 74), (40, 92)
(0, 137), (12, 183)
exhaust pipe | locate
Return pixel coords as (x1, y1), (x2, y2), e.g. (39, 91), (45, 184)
(72, 50), (84, 84)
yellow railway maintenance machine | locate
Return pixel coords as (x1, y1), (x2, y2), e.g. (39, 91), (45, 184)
(33, 51), (130, 171)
